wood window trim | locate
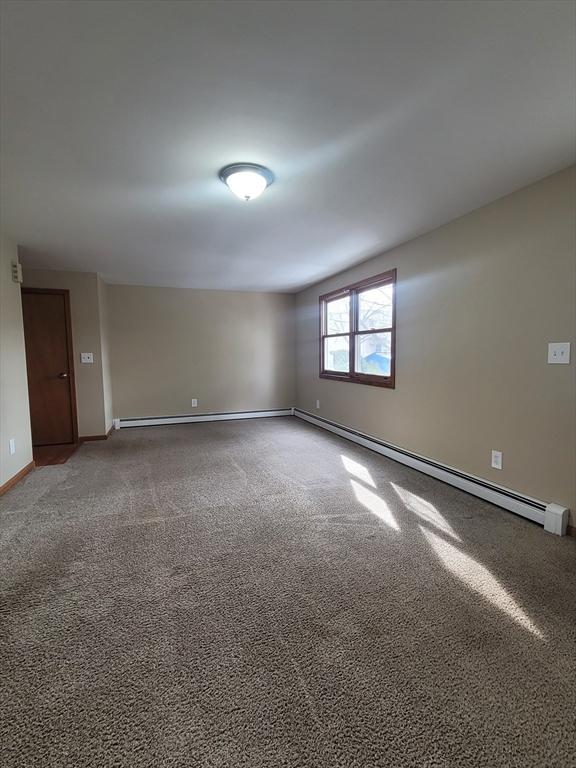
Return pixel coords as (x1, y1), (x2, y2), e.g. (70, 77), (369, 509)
(319, 268), (396, 389)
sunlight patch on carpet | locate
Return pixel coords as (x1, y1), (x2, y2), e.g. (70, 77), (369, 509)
(421, 526), (544, 639)
(351, 479), (399, 530)
(392, 483), (460, 540)
(341, 455), (376, 488)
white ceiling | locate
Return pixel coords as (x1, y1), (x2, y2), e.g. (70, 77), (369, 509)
(1, 0), (574, 292)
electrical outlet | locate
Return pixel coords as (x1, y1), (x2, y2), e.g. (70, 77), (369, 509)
(316, 399), (320, 409)
(11, 262), (23, 283)
(9, 438), (16, 455)
(547, 342), (570, 364)
(491, 450), (503, 470)
(191, 399), (198, 408)
(80, 352), (94, 364)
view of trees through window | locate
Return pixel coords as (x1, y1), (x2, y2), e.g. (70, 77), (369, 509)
(320, 270), (396, 387)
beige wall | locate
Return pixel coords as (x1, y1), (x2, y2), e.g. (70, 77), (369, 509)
(0, 235), (32, 485)
(107, 285), (295, 418)
(22, 268), (110, 437)
(296, 167), (576, 522)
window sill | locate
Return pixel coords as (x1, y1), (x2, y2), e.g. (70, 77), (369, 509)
(320, 372), (395, 389)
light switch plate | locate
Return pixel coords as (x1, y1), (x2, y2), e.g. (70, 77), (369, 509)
(80, 352), (94, 364)
(547, 342), (570, 364)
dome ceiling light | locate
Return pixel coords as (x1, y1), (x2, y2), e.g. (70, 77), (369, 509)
(218, 163), (274, 201)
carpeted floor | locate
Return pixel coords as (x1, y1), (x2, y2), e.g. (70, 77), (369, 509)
(1, 417), (575, 767)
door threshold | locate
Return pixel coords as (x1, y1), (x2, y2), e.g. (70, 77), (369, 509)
(33, 443), (78, 466)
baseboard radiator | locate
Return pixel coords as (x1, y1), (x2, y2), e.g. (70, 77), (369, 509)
(294, 409), (569, 536)
(117, 409), (292, 429)
(115, 406), (568, 535)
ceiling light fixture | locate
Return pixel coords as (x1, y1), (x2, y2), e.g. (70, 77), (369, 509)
(218, 163), (274, 201)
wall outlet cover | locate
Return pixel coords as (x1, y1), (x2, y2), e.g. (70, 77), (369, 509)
(80, 352), (94, 364)
(9, 438), (16, 455)
(547, 342), (570, 364)
(316, 400), (320, 409)
(11, 262), (23, 283)
(191, 399), (198, 408)
(491, 450), (503, 470)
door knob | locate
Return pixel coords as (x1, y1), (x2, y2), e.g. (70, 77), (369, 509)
(58, 372), (69, 378)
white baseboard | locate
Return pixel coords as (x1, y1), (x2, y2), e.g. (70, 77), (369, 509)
(119, 409), (292, 428)
(115, 405), (568, 535)
(294, 409), (569, 535)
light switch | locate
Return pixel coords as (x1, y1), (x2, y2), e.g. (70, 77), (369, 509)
(81, 352), (94, 364)
(547, 342), (570, 364)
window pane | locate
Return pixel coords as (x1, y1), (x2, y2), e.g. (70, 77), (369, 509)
(324, 336), (349, 372)
(358, 284), (393, 330)
(326, 295), (350, 334)
(355, 332), (391, 376)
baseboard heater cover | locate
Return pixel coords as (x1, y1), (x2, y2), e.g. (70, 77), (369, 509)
(294, 409), (569, 536)
(119, 409), (292, 429)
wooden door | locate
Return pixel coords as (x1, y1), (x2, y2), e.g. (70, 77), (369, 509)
(21, 288), (78, 446)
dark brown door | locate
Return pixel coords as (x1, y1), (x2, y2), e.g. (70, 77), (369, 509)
(22, 289), (78, 446)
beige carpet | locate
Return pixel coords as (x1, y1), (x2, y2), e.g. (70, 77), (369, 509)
(1, 417), (575, 767)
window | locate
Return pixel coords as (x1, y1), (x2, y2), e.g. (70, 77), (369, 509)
(320, 269), (396, 388)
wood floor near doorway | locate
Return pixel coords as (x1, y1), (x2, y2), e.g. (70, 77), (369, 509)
(33, 443), (78, 466)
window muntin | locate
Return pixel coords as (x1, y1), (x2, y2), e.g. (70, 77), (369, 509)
(319, 269), (396, 388)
